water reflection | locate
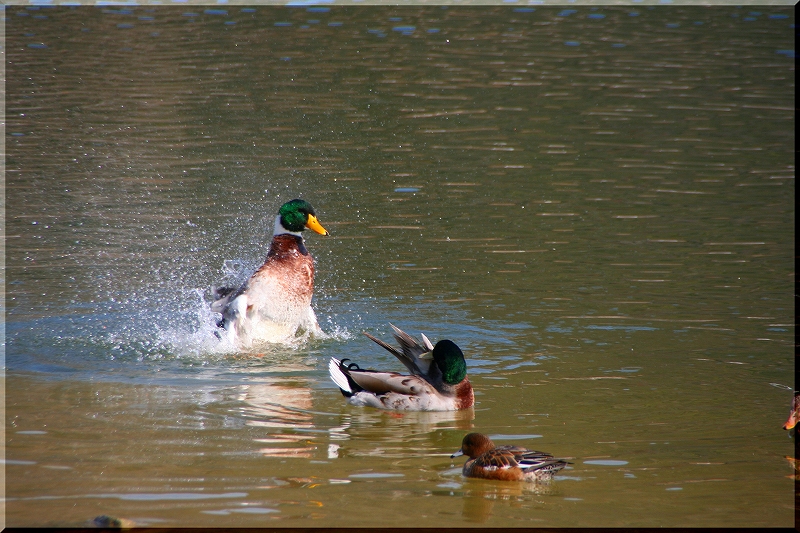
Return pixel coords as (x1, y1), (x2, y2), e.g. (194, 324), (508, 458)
(435, 478), (561, 524)
(330, 408), (475, 459)
(236, 376), (316, 457)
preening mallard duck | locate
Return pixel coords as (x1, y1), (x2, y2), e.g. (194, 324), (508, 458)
(212, 199), (328, 348)
(328, 324), (473, 411)
(451, 433), (568, 482)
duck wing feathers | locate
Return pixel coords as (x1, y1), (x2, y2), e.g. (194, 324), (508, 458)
(475, 446), (557, 470)
(362, 323), (433, 376)
(487, 445), (566, 474)
(210, 286), (238, 313)
(350, 371), (434, 396)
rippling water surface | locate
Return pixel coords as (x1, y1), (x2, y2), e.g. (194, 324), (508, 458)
(4, 5), (795, 528)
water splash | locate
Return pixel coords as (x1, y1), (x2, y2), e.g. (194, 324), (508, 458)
(137, 284), (354, 361)
(6, 269), (355, 381)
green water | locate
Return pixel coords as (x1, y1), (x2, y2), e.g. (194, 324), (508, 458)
(4, 5), (795, 528)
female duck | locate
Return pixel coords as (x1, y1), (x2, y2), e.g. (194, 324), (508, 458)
(212, 199), (328, 348)
(451, 433), (567, 482)
(328, 324), (473, 411)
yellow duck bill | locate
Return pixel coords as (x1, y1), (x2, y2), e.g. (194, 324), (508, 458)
(305, 214), (329, 235)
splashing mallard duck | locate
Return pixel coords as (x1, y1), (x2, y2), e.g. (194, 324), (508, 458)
(328, 324), (474, 411)
(212, 199), (328, 348)
(451, 433), (568, 482)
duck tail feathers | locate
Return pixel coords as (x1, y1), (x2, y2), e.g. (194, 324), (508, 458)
(328, 358), (354, 397)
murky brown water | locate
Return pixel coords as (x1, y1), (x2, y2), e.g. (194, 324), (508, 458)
(4, 5), (795, 528)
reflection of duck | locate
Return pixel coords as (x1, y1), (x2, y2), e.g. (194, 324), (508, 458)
(92, 515), (136, 528)
(212, 199), (329, 348)
(458, 482), (553, 523)
(782, 392), (799, 430)
(451, 433), (567, 482)
(238, 376), (316, 458)
(328, 324), (473, 411)
(785, 456), (799, 479)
